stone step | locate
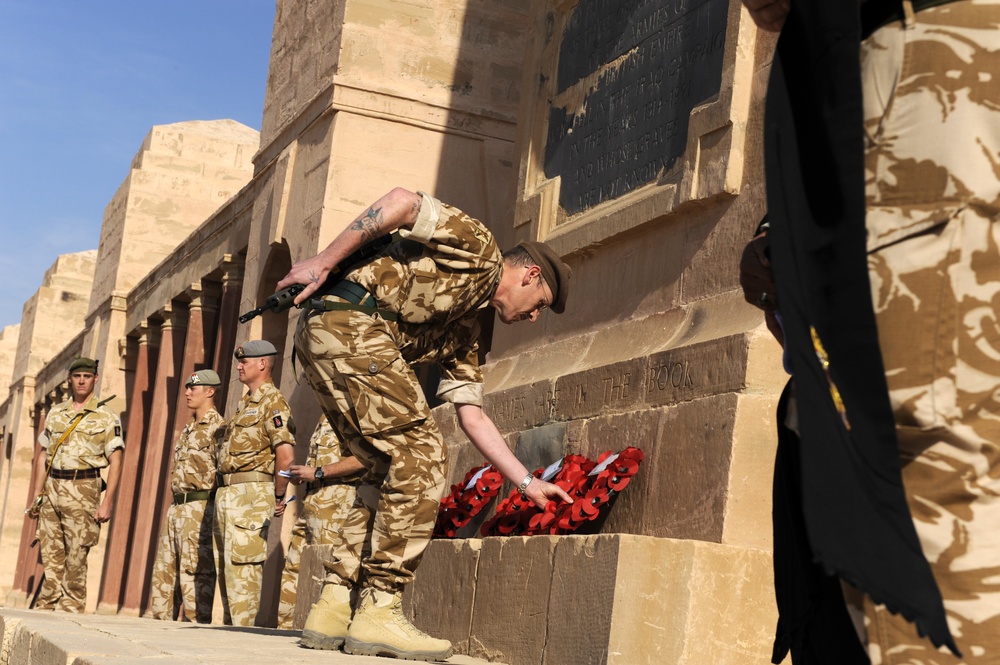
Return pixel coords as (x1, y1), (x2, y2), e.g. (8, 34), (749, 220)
(0, 608), (501, 665)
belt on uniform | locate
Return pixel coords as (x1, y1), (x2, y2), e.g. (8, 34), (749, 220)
(220, 471), (274, 486)
(50, 468), (101, 480)
(307, 280), (398, 322)
(173, 489), (213, 504)
(861, 0), (960, 39)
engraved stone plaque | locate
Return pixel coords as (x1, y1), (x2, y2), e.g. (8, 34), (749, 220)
(544, 0), (729, 215)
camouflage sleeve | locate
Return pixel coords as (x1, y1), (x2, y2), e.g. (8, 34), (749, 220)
(401, 191), (441, 243)
(403, 192), (498, 266)
(436, 324), (484, 406)
(37, 425), (52, 451)
(266, 397), (296, 449)
(101, 408), (125, 458)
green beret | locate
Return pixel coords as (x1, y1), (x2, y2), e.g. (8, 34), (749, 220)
(517, 241), (572, 314)
(234, 339), (277, 359)
(68, 357), (99, 374)
(186, 369), (221, 387)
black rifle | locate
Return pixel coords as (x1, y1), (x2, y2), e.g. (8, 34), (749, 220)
(239, 233), (395, 324)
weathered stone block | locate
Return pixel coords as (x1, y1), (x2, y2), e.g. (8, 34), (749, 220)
(483, 380), (553, 433)
(469, 537), (559, 664)
(554, 357), (647, 421)
(410, 534), (779, 664)
(642, 335), (748, 409)
(404, 539), (482, 653)
(582, 395), (737, 542)
(723, 393), (780, 550)
(544, 535), (619, 665)
(674, 541), (779, 665)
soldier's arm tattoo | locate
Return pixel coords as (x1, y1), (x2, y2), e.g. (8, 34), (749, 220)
(350, 206), (385, 243)
(407, 198), (421, 225)
(307, 269), (321, 285)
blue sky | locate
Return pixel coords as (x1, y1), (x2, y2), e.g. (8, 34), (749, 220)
(0, 1), (275, 329)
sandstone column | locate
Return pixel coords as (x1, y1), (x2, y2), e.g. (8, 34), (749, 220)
(8, 400), (49, 607)
(120, 304), (186, 615)
(169, 285), (218, 445)
(211, 256), (243, 406)
(97, 324), (157, 614)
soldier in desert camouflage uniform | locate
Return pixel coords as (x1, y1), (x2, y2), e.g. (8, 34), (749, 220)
(149, 369), (225, 623)
(277, 188), (574, 660)
(276, 417), (365, 629)
(856, 3), (1000, 661)
(29, 356), (124, 613)
(213, 340), (295, 626)
(742, 0), (1000, 662)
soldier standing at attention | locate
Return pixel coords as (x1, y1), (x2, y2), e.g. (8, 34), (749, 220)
(277, 417), (365, 629)
(213, 340), (295, 626)
(277, 187), (574, 660)
(29, 356), (124, 612)
(148, 369), (225, 623)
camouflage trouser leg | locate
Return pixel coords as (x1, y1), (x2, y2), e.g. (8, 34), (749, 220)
(149, 500), (216, 622)
(213, 482), (273, 626)
(277, 482), (358, 628)
(296, 307), (449, 594)
(862, 4), (1000, 662)
(35, 477), (101, 613)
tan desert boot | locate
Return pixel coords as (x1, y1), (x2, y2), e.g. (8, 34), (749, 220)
(299, 583), (352, 650)
(344, 587), (452, 661)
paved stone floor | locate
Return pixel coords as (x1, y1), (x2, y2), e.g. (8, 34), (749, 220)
(0, 608), (502, 665)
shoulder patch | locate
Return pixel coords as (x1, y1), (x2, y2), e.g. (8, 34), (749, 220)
(115, 425), (122, 437)
(272, 415), (284, 429)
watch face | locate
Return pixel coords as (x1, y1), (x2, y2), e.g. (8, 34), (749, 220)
(315, 468), (325, 481)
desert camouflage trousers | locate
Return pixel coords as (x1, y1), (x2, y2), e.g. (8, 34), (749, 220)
(35, 477), (101, 612)
(148, 499), (216, 623)
(295, 306), (448, 594)
(213, 482), (273, 626)
(859, 4), (1000, 662)
(276, 481), (358, 628)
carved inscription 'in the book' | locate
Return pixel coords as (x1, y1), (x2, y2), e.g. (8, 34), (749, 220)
(545, 0), (728, 215)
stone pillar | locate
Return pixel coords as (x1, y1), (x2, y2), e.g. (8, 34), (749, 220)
(170, 285), (218, 445)
(8, 400), (48, 607)
(211, 256), (243, 406)
(96, 325), (157, 614)
(120, 304), (186, 615)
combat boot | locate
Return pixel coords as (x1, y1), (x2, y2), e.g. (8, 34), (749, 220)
(299, 583), (353, 650)
(344, 587), (452, 661)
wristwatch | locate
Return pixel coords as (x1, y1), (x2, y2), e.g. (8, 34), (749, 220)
(517, 473), (533, 498)
(314, 466), (325, 481)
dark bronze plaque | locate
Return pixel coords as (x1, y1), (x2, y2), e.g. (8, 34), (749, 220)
(545, 0), (728, 215)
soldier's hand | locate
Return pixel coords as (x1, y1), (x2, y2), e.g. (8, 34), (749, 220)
(741, 0), (790, 31)
(95, 502), (113, 523)
(286, 464), (315, 484)
(276, 255), (334, 306)
(739, 231), (785, 346)
(524, 478), (574, 510)
(25, 495), (42, 518)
